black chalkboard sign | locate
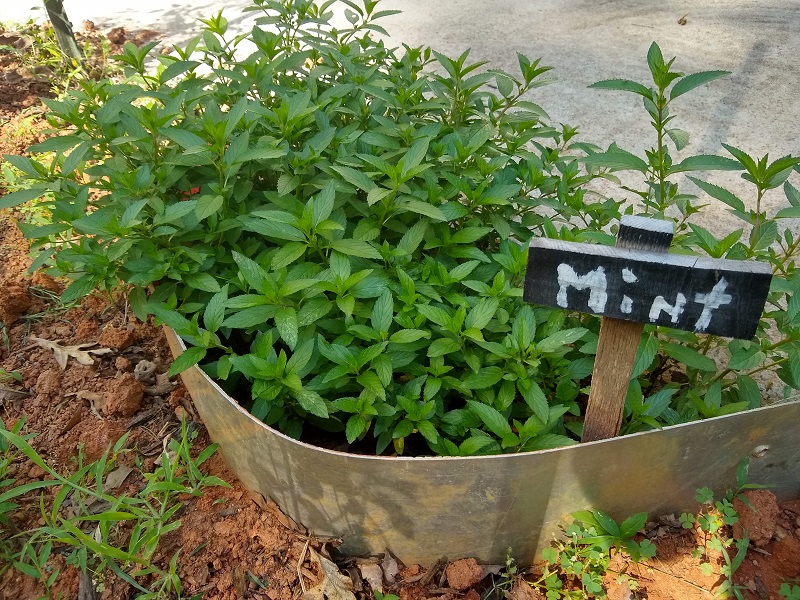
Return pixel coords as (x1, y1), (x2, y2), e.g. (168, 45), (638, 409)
(524, 238), (772, 340)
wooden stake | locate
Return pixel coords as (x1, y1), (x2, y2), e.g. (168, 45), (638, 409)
(580, 217), (674, 442)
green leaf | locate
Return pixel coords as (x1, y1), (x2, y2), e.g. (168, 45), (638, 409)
(591, 509), (621, 536)
(589, 79), (652, 97)
(518, 379), (549, 423)
(222, 305), (276, 328)
(195, 194), (224, 220)
(687, 176), (746, 212)
(346, 414), (367, 443)
(329, 239), (382, 260)
(417, 420), (439, 444)
(61, 274), (97, 303)
(728, 344), (765, 371)
(581, 148), (648, 173)
(235, 146), (285, 163)
(467, 401), (512, 438)
(158, 59), (200, 82)
(239, 216), (306, 241)
(204, 286), (228, 332)
(632, 334), (658, 378)
(232, 251), (270, 294)
(666, 128), (690, 151)
(670, 70), (730, 100)
(271, 242), (307, 269)
(0, 187), (48, 210)
(495, 73), (515, 97)
(61, 141), (90, 176)
(427, 337), (461, 357)
(155, 201), (197, 225)
(536, 328), (587, 354)
(28, 134), (82, 153)
(400, 199), (447, 221)
(389, 329), (430, 344)
(669, 155), (740, 174)
(275, 307), (299, 350)
(331, 165), (376, 192)
(161, 127), (207, 150)
(662, 342), (717, 372)
(465, 298), (499, 330)
(463, 367), (504, 390)
(785, 181), (800, 207)
(185, 272), (221, 293)
(401, 137), (430, 176)
(120, 199), (149, 228)
(295, 389), (328, 418)
(169, 347), (207, 376)
(619, 512), (647, 538)
(736, 375), (762, 409)
(776, 206), (800, 219)
(646, 42), (665, 80)
(371, 290), (393, 332)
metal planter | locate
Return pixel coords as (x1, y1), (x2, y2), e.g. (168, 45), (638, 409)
(165, 328), (800, 564)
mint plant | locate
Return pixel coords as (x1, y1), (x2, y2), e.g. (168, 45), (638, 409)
(586, 42), (800, 434)
(4, 0), (600, 456)
(3, 4), (799, 455)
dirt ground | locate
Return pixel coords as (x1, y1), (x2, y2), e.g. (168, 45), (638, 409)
(0, 22), (799, 600)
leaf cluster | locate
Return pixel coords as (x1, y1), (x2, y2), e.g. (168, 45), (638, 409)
(5, 14), (800, 455)
(5, 0), (605, 456)
(533, 509), (654, 599)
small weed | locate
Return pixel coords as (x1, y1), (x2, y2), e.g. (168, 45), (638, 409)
(247, 570), (269, 589)
(532, 509), (655, 599)
(0, 368), (22, 383)
(0, 418), (228, 598)
(679, 458), (766, 599)
(0, 19), (121, 95)
(780, 581), (800, 600)
(0, 323), (9, 351)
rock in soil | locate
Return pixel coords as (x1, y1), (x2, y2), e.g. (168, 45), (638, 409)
(734, 489), (780, 547)
(102, 371), (144, 417)
(34, 368), (62, 397)
(80, 419), (127, 462)
(444, 558), (483, 591)
(98, 324), (137, 350)
(0, 282), (30, 325)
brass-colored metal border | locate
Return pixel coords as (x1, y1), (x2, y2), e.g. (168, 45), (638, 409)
(165, 328), (800, 564)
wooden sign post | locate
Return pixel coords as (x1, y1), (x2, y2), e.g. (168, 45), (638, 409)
(523, 216), (773, 443)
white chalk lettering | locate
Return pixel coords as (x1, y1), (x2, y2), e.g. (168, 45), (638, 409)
(620, 295), (633, 314)
(694, 278), (733, 332)
(649, 293), (687, 324)
(622, 268), (638, 283)
(556, 264), (608, 313)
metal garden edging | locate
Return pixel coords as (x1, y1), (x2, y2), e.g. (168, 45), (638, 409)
(165, 328), (800, 565)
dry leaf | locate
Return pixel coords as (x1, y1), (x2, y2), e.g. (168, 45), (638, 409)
(0, 385), (29, 402)
(133, 359), (157, 383)
(381, 550), (400, 583)
(356, 561), (383, 593)
(144, 371), (175, 395)
(304, 548), (356, 600)
(32, 337), (112, 370)
(58, 404), (84, 435)
(76, 390), (105, 416)
(105, 465), (133, 491)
